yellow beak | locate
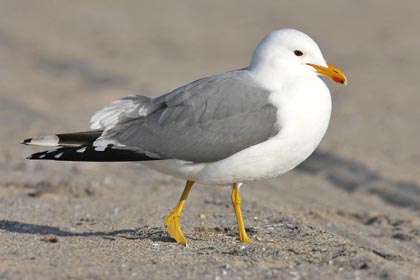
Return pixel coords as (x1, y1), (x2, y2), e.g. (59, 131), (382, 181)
(307, 63), (347, 85)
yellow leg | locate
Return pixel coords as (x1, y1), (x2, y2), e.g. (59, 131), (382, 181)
(231, 183), (252, 243)
(164, 180), (194, 243)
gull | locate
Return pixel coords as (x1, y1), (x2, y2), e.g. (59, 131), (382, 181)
(22, 29), (347, 243)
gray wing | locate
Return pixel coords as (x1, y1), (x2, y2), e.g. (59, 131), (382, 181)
(97, 70), (279, 163)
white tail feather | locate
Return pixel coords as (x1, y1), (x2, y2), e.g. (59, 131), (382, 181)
(22, 135), (59, 147)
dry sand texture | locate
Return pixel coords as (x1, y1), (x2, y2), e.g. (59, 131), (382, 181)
(1, 1), (420, 279)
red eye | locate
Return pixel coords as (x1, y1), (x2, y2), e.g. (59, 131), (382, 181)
(294, 50), (303, 56)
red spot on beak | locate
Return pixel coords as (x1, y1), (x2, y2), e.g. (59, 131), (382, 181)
(332, 76), (345, 84)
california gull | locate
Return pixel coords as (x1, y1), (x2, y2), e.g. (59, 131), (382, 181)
(22, 28), (347, 243)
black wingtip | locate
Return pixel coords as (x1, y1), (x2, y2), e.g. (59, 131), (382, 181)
(26, 154), (33, 160)
(21, 138), (32, 145)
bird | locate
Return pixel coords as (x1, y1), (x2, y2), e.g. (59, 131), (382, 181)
(22, 28), (347, 244)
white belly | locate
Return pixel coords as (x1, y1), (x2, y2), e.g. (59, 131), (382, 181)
(144, 78), (332, 185)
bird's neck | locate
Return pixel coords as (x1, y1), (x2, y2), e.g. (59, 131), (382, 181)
(248, 66), (285, 91)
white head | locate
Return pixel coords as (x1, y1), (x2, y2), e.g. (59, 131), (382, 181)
(249, 29), (346, 89)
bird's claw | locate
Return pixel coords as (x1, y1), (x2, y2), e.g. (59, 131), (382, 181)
(164, 210), (187, 243)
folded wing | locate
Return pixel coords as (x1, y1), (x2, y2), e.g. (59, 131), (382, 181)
(95, 70), (279, 163)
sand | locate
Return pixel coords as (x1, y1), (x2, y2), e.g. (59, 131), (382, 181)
(1, 1), (420, 279)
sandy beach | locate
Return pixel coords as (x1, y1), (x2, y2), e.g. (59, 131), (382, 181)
(1, 1), (420, 279)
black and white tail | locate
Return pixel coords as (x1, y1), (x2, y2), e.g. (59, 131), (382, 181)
(22, 130), (155, 162)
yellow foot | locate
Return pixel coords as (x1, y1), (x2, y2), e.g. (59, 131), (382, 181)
(164, 210), (187, 243)
(239, 233), (252, 243)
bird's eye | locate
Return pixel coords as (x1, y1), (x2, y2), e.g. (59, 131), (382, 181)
(294, 50), (303, 56)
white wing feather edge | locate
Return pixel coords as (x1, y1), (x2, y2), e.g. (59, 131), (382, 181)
(89, 95), (155, 130)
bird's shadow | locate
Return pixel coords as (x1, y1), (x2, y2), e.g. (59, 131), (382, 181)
(0, 219), (174, 242)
